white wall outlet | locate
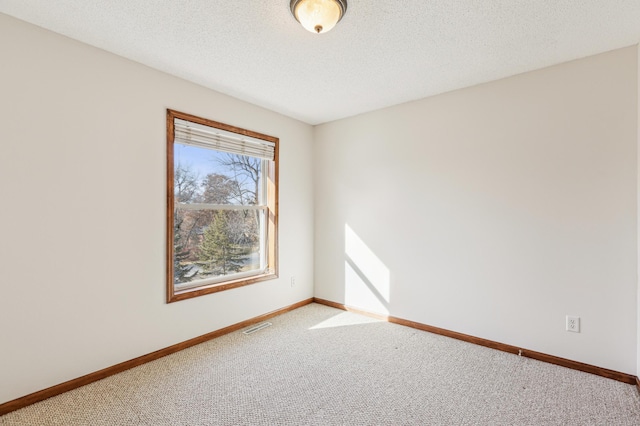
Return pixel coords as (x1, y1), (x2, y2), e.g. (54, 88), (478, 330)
(290, 276), (296, 287)
(566, 316), (580, 333)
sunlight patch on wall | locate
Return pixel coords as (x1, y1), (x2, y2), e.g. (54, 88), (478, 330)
(344, 224), (390, 315)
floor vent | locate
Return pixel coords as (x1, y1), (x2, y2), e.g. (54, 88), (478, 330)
(242, 322), (272, 335)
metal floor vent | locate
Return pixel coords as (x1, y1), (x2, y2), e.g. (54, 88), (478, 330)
(242, 322), (272, 335)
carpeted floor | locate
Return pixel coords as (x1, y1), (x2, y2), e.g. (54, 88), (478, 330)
(2, 303), (640, 425)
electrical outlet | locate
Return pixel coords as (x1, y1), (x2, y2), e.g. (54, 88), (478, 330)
(290, 276), (296, 287)
(566, 316), (580, 333)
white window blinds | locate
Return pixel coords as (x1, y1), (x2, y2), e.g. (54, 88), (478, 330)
(174, 118), (275, 160)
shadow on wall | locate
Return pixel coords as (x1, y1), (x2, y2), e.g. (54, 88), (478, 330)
(344, 224), (390, 315)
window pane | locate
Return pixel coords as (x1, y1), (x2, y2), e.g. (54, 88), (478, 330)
(174, 208), (264, 286)
(174, 144), (263, 206)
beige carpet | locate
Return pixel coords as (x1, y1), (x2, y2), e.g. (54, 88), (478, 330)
(2, 303), (639, 425)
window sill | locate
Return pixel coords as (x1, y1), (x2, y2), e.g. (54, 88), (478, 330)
(167, 271), (278, 303)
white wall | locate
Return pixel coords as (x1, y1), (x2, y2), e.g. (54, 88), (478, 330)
(314, 47), (638, 374)
(0, 14), (314, 404)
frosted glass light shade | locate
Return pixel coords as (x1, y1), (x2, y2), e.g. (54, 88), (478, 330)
(290, 0), (347, 34)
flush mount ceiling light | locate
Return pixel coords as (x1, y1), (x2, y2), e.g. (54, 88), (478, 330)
(290, 0), (347, 34)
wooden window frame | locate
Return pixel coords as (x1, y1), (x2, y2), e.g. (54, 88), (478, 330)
(166, 109), (278, 303)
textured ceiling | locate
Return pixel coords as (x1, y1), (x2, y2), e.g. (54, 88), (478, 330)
(2, 1), (640, 125)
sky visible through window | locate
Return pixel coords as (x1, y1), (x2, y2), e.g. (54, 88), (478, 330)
(174, 144), (260, 205)
(175, 144), (227, 178)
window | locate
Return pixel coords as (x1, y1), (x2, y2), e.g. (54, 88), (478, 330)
(166, 110), (278, 302)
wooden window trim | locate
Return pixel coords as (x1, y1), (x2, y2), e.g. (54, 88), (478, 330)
(166, 109), (279, 303)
